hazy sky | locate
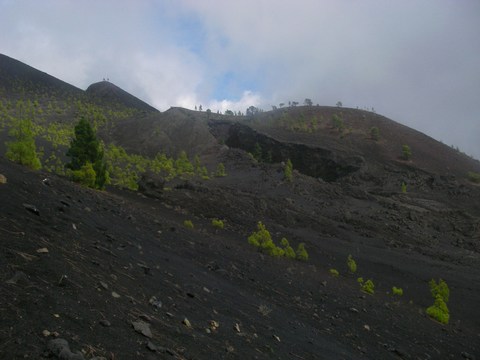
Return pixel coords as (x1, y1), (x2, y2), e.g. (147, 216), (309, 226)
(1, 0), (479, 158)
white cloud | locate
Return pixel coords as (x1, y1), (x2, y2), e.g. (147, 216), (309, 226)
(206, 91), (263, 114)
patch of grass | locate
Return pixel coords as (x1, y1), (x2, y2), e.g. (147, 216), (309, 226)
(183, 220), (194, 229)
(426, 278), (450, 324)
(401, 182), (407, 193)
(295, 243), (308, 261)
(329, 268), (339, 277)
(392, 286), (403, 296)
(467, 171), (480, 184)
(361, 279), (375, 295)
(211, 219), (224, 230)
(347, 255), (357, 274)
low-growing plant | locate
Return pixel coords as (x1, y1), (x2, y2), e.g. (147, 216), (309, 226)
(347, 255), (357, 273)
(332, 114), (344, 132)
(361, 279), (375, 295)
(467, 171), (480, 184)
(426, 295), (449, 324)
(281, 238), (296, 259)
(329, 268), (339, 277)
(211, 219), (224, 230)
(295, 242), (308, 261)
(284, 159), (293, 182)
(215, 163), (227, 177)
(71, 162), (96, 188)
(429, 278), (449, 303)
(248, 222), (282, 257)
(370, 126), (380, 141)
(392, 286), (404, 296)
(183, 220), (194, 229)
(401, 182), (407, 193)
(357, 277), (364, 284)
(402, 144), (412, 160)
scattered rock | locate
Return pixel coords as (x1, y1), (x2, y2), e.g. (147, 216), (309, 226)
(36, 247), (49, 253)
(5, 271), (29, 285)
(182, 318), (192, 328)
(209, 320), (220, 331)
(23, 203), (40, 216)
(149, 296), (162, 309)
(349, 307), (359, 313)
(363, 324), (371, 331)
(461, 352), (476, 360)
(0, 174), (6, 184)
(47, 338), (85, 360)
(99, 319), (111, 327)
(233, 323), (241, 333)
(111, 291), (121, 298)
(98, 281), (108, 290)
(42, 329), (51, 337)
(132, 320), (152, 338)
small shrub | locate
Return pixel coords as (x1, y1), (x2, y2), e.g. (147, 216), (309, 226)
(467, 171), (480, 184)
(284, 159), (293, 182)
(347, 255), (357, 274)
(361, 279), (375, 294)
(183, 220), (194, 229)
(429, 279), (449, 303)
(370, 126), (380, 141)
(357, 277), (364, 284)
(281, 238), (296, 259)
(295, 243), (308, 261)
(72, 162), (96, 188)
(401, 182), (407, 193)
(426, 295), (449, 324)
(392, 286), (403, 296)
(402, 144), (412, 160)
(215, 163), (227, 177)
(211, 219), (224, 229)
(329, 269), (339, 277)
(332, 114), (344, 132)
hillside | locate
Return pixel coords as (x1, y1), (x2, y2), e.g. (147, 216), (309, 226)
(1, 54), (480, 359)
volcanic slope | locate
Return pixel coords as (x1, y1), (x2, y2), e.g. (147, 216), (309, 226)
(1, 54), (480, 359)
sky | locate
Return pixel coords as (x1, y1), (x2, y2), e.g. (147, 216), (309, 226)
(1, 0), (479, 158)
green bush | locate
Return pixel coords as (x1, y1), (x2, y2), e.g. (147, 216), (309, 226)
(467, 171), (480, 184)
(329, 269), (339, 277)
(248, 222), (299, 259)
(281, 238), (296, 259)
(426, 295), (449, 324)
(284, 159), (293, 182)
(402, 144), (412, 160)
(215, 163), (227, 177)
(361, 279), (375, 294)
(295, 242), (308, 261)
(370, 126), (380, 141)
(401, 182), (407, 193)
(183, 220), (194, 229)
(392, 286), (403, 296)
(71, 162), (96, 188)
(332, 114), (344, 132)
(429, 279), (449, 303)
(347, 255), (357, 273)
(6, 117), (41, 170)
(211, 219), (224, 229)
(357, 277), (364, 284)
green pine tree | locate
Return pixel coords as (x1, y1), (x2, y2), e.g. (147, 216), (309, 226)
(66, 117), (108, 189)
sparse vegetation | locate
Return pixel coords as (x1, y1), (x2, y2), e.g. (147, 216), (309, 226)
(329, 269), (339, 277)
(247, 222), (306, 260)
(467, 171), (480, 184)
(211, 219), (224, 230)
(215, 163), (227, 177)
(392, 286), (404, 296)
(357, 277), (374, 294)
(183, 220), (194, 229)
(6, 117), (41, 170)
(402, 144), (412, 161)
(295, 243), (308, 261)
(331, 114), (344, 132)
(284, 159), (293, 182)
(426, 279), (450, 324)
(401, 182), (407, 193)
(347, 255), (357, 274)
(370, 126), (380, 141)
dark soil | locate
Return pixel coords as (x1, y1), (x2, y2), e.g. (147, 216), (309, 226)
(1, 152), (479, 359)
